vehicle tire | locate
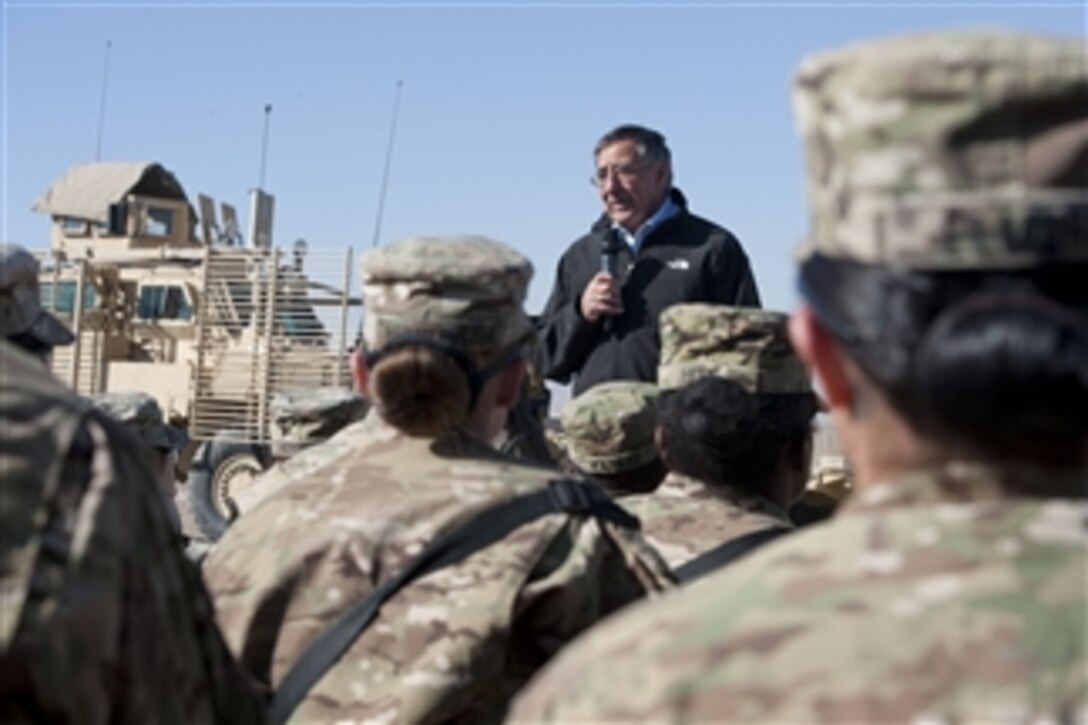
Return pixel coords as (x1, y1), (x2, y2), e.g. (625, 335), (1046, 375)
(187, 434), (272, 541)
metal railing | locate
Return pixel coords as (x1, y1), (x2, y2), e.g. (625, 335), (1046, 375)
(189, 247), (360, 442)
(39, 256), (106, 395)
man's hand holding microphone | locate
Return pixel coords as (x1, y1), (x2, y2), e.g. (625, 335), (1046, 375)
(580, 232), (625, 325)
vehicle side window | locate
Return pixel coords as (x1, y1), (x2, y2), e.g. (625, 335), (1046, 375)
(143, 207), (175, 237)
(137, 285), (192, 321)
(60, 217), (89, 236)
(39, 281), (97, 314)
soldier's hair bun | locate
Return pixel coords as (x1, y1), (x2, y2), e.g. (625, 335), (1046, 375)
(369, 345), (472, 436)
(911, 291), (1088, 466)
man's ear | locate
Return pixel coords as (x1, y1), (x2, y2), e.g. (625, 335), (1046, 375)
(493, 358), (527, 409)
(655, 159), (673, 188)
(351, 349), (371, 398)
(789, 306), (853, 412)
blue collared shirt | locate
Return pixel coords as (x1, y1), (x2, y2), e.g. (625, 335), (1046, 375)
(612, 193), (680, 254)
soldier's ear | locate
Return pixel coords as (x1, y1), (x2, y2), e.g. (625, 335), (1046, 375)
(789, 306), (853, 413)
(493, 358), (527, 409)
(351, 349), (371, 399)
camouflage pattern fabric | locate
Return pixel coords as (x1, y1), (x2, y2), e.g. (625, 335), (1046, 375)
(0, 243), (74, 346)
(231, 410), (382, 516)
(657, 304), (811, 393)
(792, 30), (1087, 269)
(542, 423), (576, 476)
(559, 380), (659, 475)
(510, 462), (1088, 722)
(204, 417), (673, 723)
(0, 340), (262, 724)
(87, 390), (187, 452)
(649, 305), (804, 566)
(626, 471), (793, 569)
(270, 386), (368, 459)
(88, 390), (186, 533)
(361, 235), (534, 366)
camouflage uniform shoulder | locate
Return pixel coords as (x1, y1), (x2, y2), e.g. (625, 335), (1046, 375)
(269, 387), (368, 459)
(0, 340), (263, 723)
(231, 409), (382, 515)
(627, 471), (792, 569)
(206, 420), (671, 722)
(1, 342), (92, 647)
(511, 463), (1088, 722)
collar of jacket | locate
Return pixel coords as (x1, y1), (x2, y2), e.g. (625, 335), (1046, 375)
(838, 459), (1088, 516)
(660, 471), (793, 524)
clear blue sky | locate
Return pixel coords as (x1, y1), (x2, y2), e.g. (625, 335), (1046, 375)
(3, 1), (1084, 315)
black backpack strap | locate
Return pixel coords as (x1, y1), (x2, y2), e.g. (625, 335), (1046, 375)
(267, 478), (637, 723)
(673, 526), (790, 584)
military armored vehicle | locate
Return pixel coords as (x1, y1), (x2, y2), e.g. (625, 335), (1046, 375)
(32, 161), (362, 537)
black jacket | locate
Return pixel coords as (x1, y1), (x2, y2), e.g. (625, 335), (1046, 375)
(535, 190), (761, 396)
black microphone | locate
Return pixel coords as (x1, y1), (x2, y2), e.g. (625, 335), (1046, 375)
(600, 230), (623, 335)
(601, 229), (622, 278)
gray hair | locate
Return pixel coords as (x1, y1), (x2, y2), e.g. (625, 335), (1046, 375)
(594, 124), (671, 164)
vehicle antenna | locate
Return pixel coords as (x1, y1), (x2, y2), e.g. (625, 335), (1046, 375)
(258, 103), (273, 189)
(94, 40), (112, 161)
(371, 80), (403, 249)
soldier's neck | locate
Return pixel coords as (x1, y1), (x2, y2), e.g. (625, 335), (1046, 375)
(835, 394), (944, 491)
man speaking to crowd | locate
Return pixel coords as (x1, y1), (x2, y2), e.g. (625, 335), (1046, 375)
(536, 125), (761, 396)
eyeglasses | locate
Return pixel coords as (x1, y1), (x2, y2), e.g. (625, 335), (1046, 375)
(590, 160), (649, 188)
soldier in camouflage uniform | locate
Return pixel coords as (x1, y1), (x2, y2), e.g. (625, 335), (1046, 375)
(268, 387), (369, 460)
(497, 358), (557, 467)
(89, 391), (188, 532)
(203, 235), (673, 723)
(559, 380), (665, 497)
(230, 387), (371, 516)
(0, 243), (74, 359)
(0, 340), (262, 723)
(511, 29), (1088, 722)
(623, 304), (816, 570)
(540, 421), (575, 474)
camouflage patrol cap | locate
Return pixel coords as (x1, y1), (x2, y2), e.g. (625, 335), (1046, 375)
(361, 235), (533, 366)
(560, 381), (660, 475)
(657, 304), (811, 393)
(793, 29), (1087, 269)
(89, 391), (188, 451)
(271, 387), (368, 458)
(0, 243), (75, 346)
(542, 423), (577, 475)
